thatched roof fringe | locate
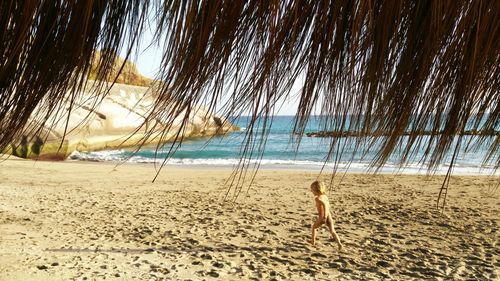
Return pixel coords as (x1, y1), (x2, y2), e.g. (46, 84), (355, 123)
(0, 1), (498, 201)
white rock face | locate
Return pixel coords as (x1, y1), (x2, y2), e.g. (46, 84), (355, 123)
(8, 82), (238, 160)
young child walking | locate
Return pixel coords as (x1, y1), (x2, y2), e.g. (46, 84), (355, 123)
(310, 180), (343, 250)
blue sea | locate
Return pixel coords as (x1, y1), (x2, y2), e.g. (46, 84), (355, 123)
(70, 116), (498, 175)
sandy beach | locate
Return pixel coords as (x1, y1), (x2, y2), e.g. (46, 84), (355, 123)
(0, 157), (498, 280)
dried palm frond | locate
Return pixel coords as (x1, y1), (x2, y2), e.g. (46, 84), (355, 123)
(1, 1), (498, 205)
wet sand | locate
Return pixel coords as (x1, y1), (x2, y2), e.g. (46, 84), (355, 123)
(0, 157), (498, 280)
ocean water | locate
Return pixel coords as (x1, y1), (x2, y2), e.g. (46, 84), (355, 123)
(70, 116), (498, 175)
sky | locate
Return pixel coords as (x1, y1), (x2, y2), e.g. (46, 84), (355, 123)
(122, 26), (300, 116)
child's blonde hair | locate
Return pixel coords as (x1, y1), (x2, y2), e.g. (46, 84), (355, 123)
(310, 180), (326, 195)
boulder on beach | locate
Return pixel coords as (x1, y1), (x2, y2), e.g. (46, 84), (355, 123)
(5, 81), (238, 160)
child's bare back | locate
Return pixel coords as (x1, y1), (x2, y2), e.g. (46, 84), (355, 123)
(315, 194), (332, 220)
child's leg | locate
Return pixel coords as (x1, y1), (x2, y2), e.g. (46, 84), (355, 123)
(326, 216), (343, 250)
(310, 219), (323, 245)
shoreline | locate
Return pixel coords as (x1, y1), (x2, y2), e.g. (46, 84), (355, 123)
(45, 159), (500, 177)
(4, 154), (497, 176)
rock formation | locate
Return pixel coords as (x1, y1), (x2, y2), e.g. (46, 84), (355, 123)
(87, 51), (153, 87)
(5, 81), (238, 160)
(306, 129), (499, 138)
